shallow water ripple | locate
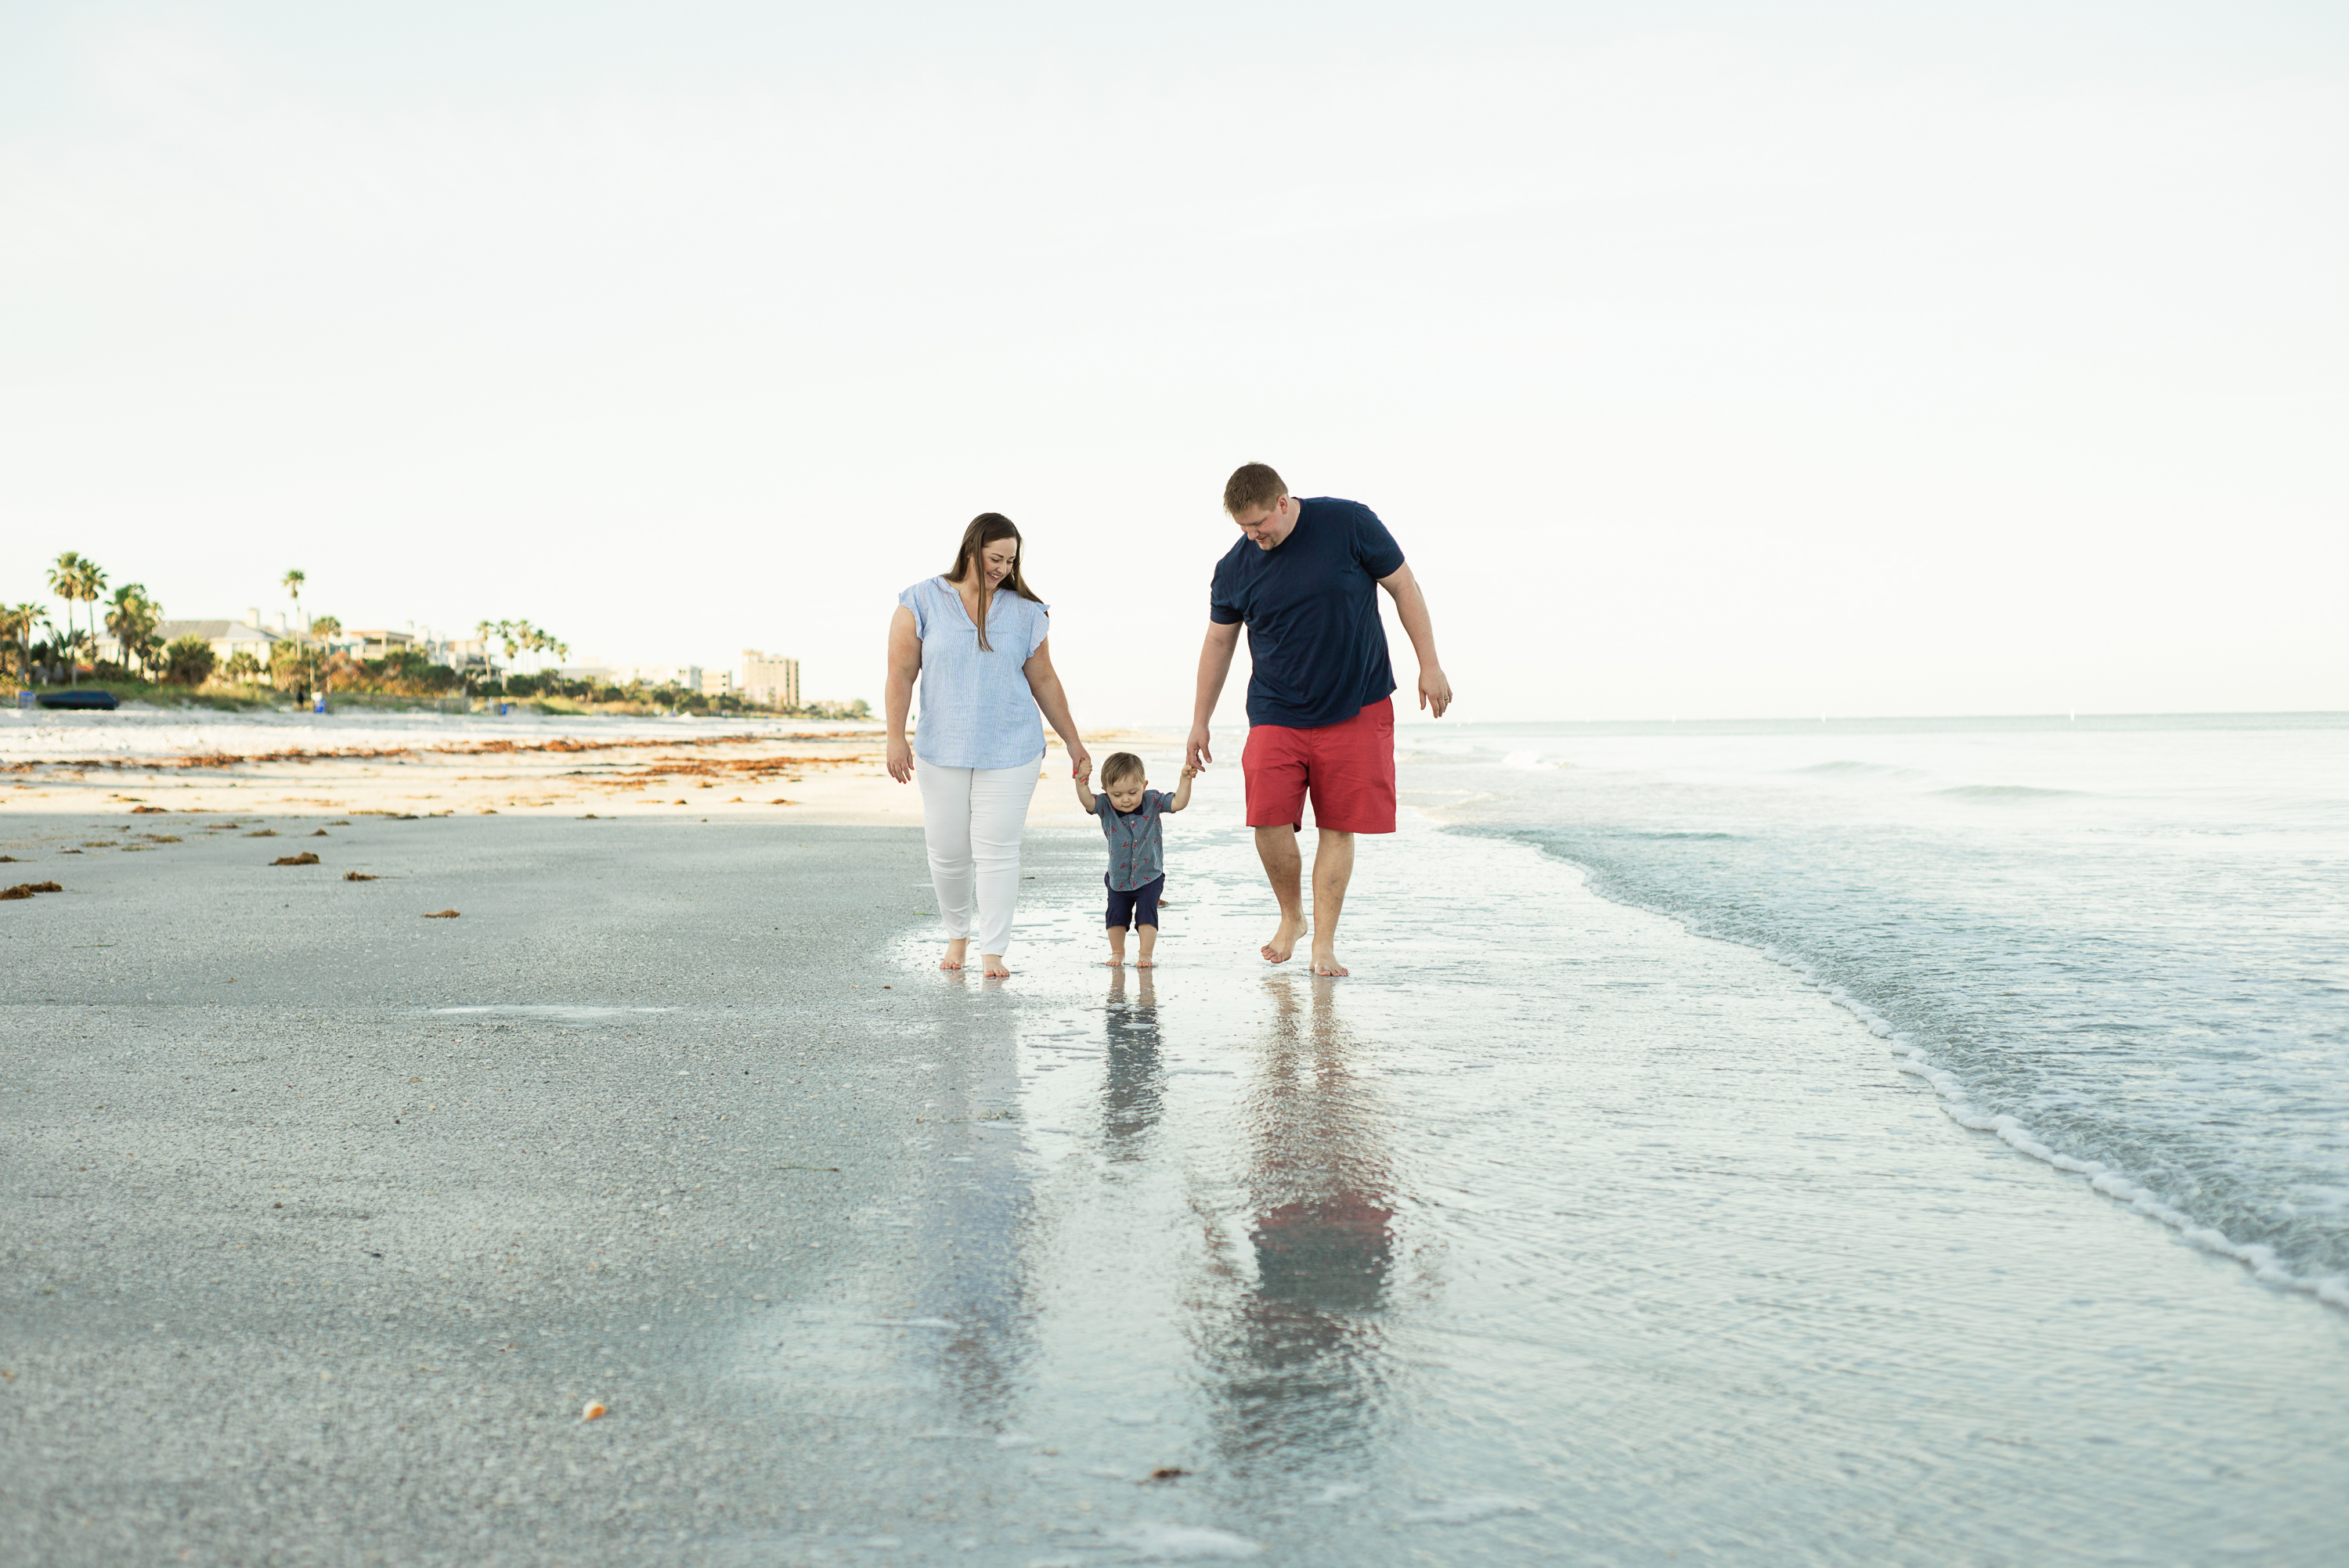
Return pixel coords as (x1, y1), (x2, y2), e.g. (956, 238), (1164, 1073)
(853, 791), (2349, 1564)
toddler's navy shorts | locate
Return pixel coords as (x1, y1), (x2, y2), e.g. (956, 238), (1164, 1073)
(1105, 874), (1165, 930)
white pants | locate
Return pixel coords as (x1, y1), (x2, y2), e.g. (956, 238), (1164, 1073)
(916, 756), (1041, 957)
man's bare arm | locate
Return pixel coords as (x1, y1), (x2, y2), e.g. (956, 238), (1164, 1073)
(1377, 563), (1452, 719)
(1188, 621), (1243, 771)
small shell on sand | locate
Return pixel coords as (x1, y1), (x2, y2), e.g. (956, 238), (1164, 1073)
(582, 1401), (607, 1421)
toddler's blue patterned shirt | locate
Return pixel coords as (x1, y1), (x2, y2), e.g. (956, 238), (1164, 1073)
(1092, 789), (1174, 892)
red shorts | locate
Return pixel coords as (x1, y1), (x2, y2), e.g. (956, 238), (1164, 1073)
(1242, 697), (1396, 834)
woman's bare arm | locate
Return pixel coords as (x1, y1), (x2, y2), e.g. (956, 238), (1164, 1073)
(885, 606), (920, 784)
(1023, 636), (1092, 779)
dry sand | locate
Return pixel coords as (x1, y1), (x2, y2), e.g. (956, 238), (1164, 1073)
(1, 712), (1178, 834)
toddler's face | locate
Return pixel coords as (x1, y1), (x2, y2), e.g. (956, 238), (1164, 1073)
(1105, 777), (1147, 811)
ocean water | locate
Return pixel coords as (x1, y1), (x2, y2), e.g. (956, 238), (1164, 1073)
(1411, 712), (2349, 1307)
(821, 763), (2349, 1564)
(11, 707), (2347, 1559)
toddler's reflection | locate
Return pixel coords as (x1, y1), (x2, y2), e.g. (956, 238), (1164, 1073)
(1101, 966), (1164, 1161)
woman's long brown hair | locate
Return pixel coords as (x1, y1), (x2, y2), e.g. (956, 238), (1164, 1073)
(944, 513), (1045, 652)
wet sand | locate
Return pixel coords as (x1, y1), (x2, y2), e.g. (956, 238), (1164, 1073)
(0, 709), (1124, 829)
(2, 788), (2345, 1565)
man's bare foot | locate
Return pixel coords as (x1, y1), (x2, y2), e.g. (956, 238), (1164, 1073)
(1311, 947), (1349, 977)
(940, 937), (969, 971)
(981, 954), (1011, 979)
(1261, 914), (1304, 964)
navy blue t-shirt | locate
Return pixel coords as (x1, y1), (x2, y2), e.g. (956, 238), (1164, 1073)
(1209, 497), (1407, 730)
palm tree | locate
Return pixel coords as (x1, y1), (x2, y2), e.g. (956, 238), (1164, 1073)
(74, 558), (108, 669)
(309, 615), (342, 697)
(281, 568), (306, 628)
(55, 626), (93, 678)
(46, 552), (85, 658)
(41, 553), (107, 679)
(105, 584), (162, 675)
(2, 603), (48, 686)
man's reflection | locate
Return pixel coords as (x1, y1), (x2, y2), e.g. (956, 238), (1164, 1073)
(1203, 978), (1401, 1466)
(1100, 966), (1164, 1162)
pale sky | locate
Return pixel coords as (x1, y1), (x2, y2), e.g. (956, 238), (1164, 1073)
(4, 2), (2344, 723)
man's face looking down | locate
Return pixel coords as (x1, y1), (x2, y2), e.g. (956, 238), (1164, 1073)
(1232, 495), (1299, 551)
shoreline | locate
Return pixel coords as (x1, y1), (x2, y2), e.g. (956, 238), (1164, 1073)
(2, 714), (1185, 834)
(1467, 814), (2349, 1314)
(5, 744), (2345, 1563)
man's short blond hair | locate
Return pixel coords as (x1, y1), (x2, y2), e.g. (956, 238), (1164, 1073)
(1222, 463), (1288, 517)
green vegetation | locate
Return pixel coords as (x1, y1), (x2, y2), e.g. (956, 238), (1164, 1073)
(162, 634), (216, 687)
(9, 554), (871, 717)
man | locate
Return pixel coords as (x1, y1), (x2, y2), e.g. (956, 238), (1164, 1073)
(1186, 463), (1452, 977)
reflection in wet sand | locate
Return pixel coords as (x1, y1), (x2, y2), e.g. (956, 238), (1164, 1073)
(850, 819), (2349, 1563)
(1100, 968), (1164, 1162)
(1203, 978), (1407, 1469)
(903, 1001), (1036, 1434)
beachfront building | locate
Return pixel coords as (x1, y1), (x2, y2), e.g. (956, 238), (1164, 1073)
(742, 650), (799, 709)
(555, 662), (702, 690)
(155, 617), (282, 666)
(348, 629), (416, 659)
(701, 669), (734, 697)
(427, 634), (493, 676)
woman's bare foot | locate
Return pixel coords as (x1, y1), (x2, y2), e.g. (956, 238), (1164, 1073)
(1310, 945), (1349, 977)
(940, 937), (969, 971)
(981, 953), (1011, 979)
(1262, 913), (1304, 964)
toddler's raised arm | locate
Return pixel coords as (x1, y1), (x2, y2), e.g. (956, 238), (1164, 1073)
(1070, 759), (1099, 814)
(1168, 764), (1197, 813)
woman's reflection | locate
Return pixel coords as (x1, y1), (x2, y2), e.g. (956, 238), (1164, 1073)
(1200, 977), (1403, 1467)
(903, 999), (1034, 1433)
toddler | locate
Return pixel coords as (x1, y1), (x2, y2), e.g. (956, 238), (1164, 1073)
(1073, 751), (1194, 967)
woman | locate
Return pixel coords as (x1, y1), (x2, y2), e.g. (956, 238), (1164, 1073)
(886, 513), (1090, 978)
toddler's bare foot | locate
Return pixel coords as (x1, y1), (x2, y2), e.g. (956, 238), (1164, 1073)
(1103, 955), (1124, 967)
(940, 937), (968, 971)
(1136, 957), (1155, 968)
(1311, 945), (1349, 978)
(981, 953), (1011, 979)
(1261, 914), (1304, 964)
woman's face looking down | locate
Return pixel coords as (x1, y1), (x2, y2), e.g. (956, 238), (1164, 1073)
(976, 539), (1018, 589)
